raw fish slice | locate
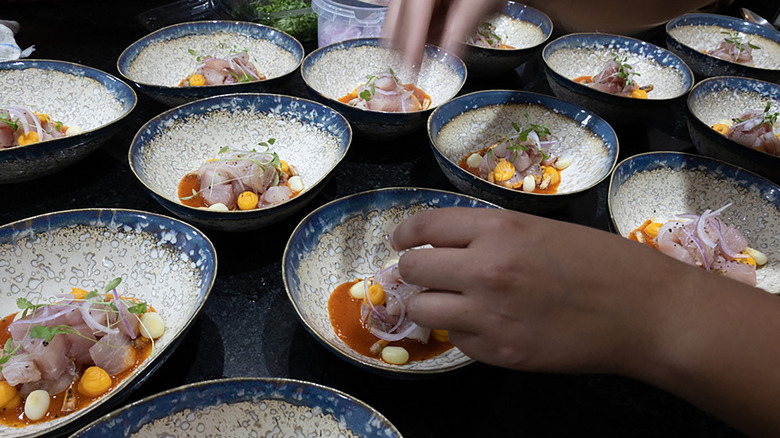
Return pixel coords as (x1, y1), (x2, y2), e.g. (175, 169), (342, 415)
(1, 354), (42, 386)
(25, 335), (70, 382)
(89, 332), (136, 375)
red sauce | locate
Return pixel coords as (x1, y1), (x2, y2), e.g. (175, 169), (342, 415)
(628, 219), (658, 249)
(338, 84), (432, 111)
(457, 147), (562, 195)
(328, 281), (453, 363)
(178, 172), (206, 208)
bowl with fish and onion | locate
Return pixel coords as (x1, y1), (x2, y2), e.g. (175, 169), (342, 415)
(608, 151), (780, 293)
(428, 89), (619, 213)
(0, 60), (136, 184)
(665, 13), (780, 83)
(71, 377), (401, 438)
(686, 76), (780, 184)
(459, 1), (553, 79)
(301, 37), (467, 139)
(0, 208), (216, 438)
(129, 92), (351, 232)
(283, 187), (499, 377)
(118, 20), (304, 107)
(542, 33), (694, 125)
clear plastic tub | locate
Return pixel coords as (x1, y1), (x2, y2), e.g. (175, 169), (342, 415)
(311, 0), (388, 47)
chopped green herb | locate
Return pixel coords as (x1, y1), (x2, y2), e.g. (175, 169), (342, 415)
(128, 302), (148, 314)
(105, 277), (121, 293)
(30, 324), (75, 344)
(17, 297), (45, 319)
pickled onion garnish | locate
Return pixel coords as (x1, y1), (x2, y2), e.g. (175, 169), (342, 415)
(80, 300), (119, 335)
(682, 227), (710, 271)
(112, 289), (136, 339)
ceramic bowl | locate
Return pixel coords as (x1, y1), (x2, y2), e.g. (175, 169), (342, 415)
(608, 152), (780, 293)
(542, 33), (694, 125)
(71, 377), (401, 437)
(665, 13), (780, 83)
(428, 90), (618, 213)
(0, 60), (136, 184)
(460, 1), (553, 78)
(686, 76), (780, 184)
(130, 93), (351, 232)
(301, 38), (466, 139)
(283, 187), (498, 376)
(0, 208), (216, 438)
(118, 20), (304, 107)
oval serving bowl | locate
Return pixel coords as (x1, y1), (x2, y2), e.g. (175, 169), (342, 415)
(665, 13), (780, 83)
(0, 208), (216, 438)
(428, 90), (618, 213)
(542, 33), (694, 125)
(0, 60), (136, 184)
(686, 76), (780, 185)
(283, 187), (498, 377)
(301, 38), (467, 139)
(608, 152), (780, 293)
(71, 377), (401, 438)
(130, 93), (351, 232)
(118, 20), (304, 107)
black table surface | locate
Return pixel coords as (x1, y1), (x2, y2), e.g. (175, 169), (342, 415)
(3, 0), (769, 436)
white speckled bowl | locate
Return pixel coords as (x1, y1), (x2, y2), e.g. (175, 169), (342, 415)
(0, 60), (136, 184)
(71, 378), (401, 438)
(301, 38), (467, 139)
(129, 93), (351, 232)
(429, 90), (618, 213)
(608, 152), (780, 293)
(0, 208), (216, 438)
(283, 187), (499, 376)
(118, 21), (304, 107)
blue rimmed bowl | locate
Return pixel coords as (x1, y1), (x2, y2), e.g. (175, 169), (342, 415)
(665, 13), (780, 83)
(118, 20), (304, 107)
(686, 76), (780, 184)
(130, 93), (351, 232)
(460, 1), (553, 78)
(0, 208), (216, 438)
(71, 378), (401, 438)
(283, 187), (498, 377)
(608, 152), (780, 293)
(428, 90), (619, 213)
(301, 38), (467, 139)
(0, 60), (136, 184)
(542, 33), (694, 125)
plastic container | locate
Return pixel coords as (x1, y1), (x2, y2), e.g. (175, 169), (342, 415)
(311, 0), (388, 48)
(217, 0), (318, 42)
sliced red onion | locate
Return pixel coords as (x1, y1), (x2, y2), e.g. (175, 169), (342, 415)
(370, 321), (419, 342)
(27, 305), (72, 324)
(383, 288), (407, 334)
(696, 209), (717, 248)
(112, 290), (135, 339)
(80, 300), (118, 335)
(683, 228), (710, 271)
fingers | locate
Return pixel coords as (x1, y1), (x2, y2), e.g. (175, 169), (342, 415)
(380, 0), (436, 68)
(439, 0), (504, 55)
(406, 290), (486, 333)
(391, 208), (486, 251)
(397, 246), (483, 292)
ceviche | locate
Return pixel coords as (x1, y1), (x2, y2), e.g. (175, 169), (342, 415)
(459, 113), (571, 194)
(338, 69), (432, 112)
(629, 204), (768, 286)
(0, 106), (80, 149)
(710, 102), (780, 156)
(706, 30), (760, 66)
(178, 140), (303, 211)
(573, 54), (654, 99)
(178, 46), (265, 87)
(0, 277), (165, 425)
(468, 22), (514, 49)
(329, 263), (452, 365)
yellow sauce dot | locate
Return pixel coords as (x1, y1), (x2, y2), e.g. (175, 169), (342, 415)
(237, 191), (259, 210)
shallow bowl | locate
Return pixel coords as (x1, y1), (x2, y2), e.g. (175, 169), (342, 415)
(665, 13), (780, 83)
(301, 38), (466, 139)
(0, 60), (136, 184)
(542, 33), (694, 125)
(283, 187), (498, 376)
(686, 76), (780, 184)
(118, 20), (304, 107)
(428, 90), (618, 213)
(71, 377), (401, 437)
(0, 208), (216, 438)
(608, 152), (780, 293)
(129, 93), (351, 232)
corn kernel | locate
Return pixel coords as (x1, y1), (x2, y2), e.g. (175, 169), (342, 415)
(349, 280), (367, 299)
(364, 284), (386, 306)
(287, 175), (304, 193)
(78, 366), (112, 398)
(5, 393), (21, 409)
(381, 346), (409, 365)
(644, 222), (662, 238)
(466, 152), (482, 168)
(711, 123), (730, 135)
(630, 89), (648, 99)
(237, 191), (259, 210)
(140, 312), (165, 339)
(745, 247), (768, 266)
(35, 112), (50, 124)
(207, 202), (229, 212)
(0, 381), (18, 408)
(279, 160), (290, 173)
(24, 390), (50, 420)
(431, 329), (449, 342)
(493, 159), (515, 182)
(522, 175), (535, 192)
(542, 166), (559, 185)
(555, 157), (572, 170)
(18, 131), (40, 146)
(189, 74), (206, 86)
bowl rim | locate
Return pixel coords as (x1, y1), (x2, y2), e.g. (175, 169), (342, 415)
(0, 58), (137, 154)
(427, 88), (620, 197)
(541, 31), (695, 101)
(282, 186), (502, 375)
(463, 0), (554, 52)
(116, 19), (304, 89)
(128, 92), (352, 216)
(70, 376), (402, 438)
(0, 207), (217, 438)
(300, 37), (467, 115)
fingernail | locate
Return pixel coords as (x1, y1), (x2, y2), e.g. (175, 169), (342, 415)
(385, 232), (397, 250)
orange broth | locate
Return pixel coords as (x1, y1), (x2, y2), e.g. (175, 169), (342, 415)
(338, 84), (432, 111)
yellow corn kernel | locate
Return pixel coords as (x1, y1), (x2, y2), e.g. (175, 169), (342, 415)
(237, 191), (259, 210)
(18, 131), (40, 146)
(0, 381), (18, 408)
(279, 160), (290, 173)
(711, 123), (730, 135)
(644, 222), (662, 239)
(78, 366), (112, 398)
(70, 287), (89, 300)
(431, 329), (449, 342)
(630, 89), (648, 99)
(493, 159), (515, 182)
(541, 166), (559, 185)
(189, 74), (206, 86)
(5, 393), (21, 409)
(363, 284), (386, 306)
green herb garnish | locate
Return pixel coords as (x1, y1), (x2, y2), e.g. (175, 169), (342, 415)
(721, 30), (761, 53)
(29, 324), (75, 344)
(0, 112), (19, 131)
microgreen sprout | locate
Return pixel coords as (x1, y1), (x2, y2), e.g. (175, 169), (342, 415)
(0, 112), (19, 131)
(610, 53), (639, 81)
(721, 30), (761, 53)
(30, 324), (76, 344)
(0, 338), (20, 372)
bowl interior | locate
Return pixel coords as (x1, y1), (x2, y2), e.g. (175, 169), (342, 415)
(0, 209), (215, 438)
(688, 76), (780, 132)
(470, 2), (552, 50)
(609, 152), (780, 293)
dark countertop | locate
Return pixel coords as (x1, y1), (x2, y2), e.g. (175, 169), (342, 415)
(3, 0), (768, 436)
